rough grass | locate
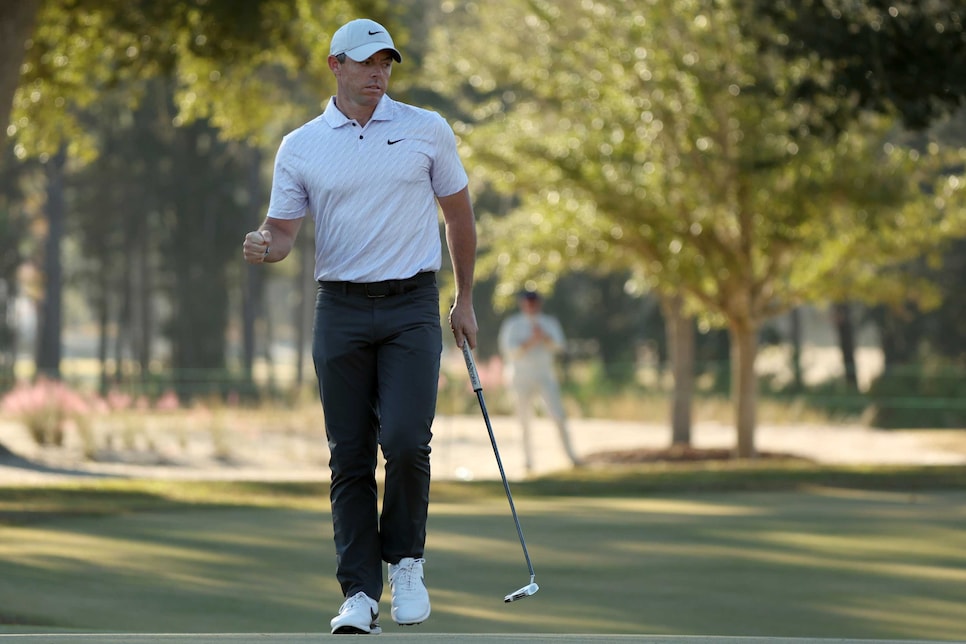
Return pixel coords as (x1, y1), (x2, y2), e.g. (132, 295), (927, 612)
(3, 464), (964, 522)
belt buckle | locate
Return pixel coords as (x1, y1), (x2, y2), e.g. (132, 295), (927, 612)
(364, 282), (389, 298)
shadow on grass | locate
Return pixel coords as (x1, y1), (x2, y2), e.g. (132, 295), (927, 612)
(0, 480), (329, 526)
(1, 466), (965, 638)
(4, 463), (966, 526)
(435, 462), (966, 499)
(0, 448), (116, 482)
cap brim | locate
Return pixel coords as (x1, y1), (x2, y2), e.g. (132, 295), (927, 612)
(344, 43), (402, 63)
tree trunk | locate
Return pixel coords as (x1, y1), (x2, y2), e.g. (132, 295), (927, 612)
(241, 148), (263, 382)
(96, 276), (110, 395)
(871, 304), (918, 373)
(136, 208), (152, 376)
(661, 294), (694, 446)
(0, 279), (17, 382)
(242, 266), (260, 380)
(294, 232), (313, 389)
(832, 302), (859, 391)
(789, 307), (803, 391)
(113, 236), (134, 386)
(35, 148), (66, 378)
(0, 0), (41, 139)
(166, 123), (234, 385)
(730, 320), (758, 458)
(263, 294), (276, 390)
(113, 276), (129, 386)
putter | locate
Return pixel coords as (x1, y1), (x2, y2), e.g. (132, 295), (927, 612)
(461, 341), (540, 603)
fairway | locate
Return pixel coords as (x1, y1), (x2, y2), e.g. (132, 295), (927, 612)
(0, 481), (964, 640)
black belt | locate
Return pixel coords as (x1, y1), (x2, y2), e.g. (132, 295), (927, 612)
(318, 271), (437, 298)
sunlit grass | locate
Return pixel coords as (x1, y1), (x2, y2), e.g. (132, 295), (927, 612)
(0, 477), (964, 638)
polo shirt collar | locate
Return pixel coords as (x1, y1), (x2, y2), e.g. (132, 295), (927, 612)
(323, 94), (396, 128)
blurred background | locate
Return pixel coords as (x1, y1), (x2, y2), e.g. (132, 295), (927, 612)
(1, 0), (965, 462)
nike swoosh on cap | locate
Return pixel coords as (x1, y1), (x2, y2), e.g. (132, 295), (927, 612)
(368, 30), (384, 35)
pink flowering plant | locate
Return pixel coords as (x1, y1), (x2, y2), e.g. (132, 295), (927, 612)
(0, 376), (197, 462)
(0, 378), (95, 447)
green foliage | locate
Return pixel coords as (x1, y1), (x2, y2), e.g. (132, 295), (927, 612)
(422, 0), (966, 454)
(3, 0), (965, 438)
(866, 363), (966, 429)
(1, 0), (416, 396)
(923, 238), (966, 362)
(426, 0), (965, 323)
(744, 0), (966, 133)
(769, 382), (869, 423)
(9, 0), (402, 159)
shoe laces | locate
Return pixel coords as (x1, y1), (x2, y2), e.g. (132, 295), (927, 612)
(340, 591), (374, 613)
(391, 558), (425, 592)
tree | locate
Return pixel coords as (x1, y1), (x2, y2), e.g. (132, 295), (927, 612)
(66, 80), (259, 392)
(7, 0), (411, 153)
(740, 1), (966, 390)
(4, 0), (400, 369)
(0, 1), (41, 141)
(424, 0), (966, 456)
(742, 0), (966, 133)
(0, 0), (413, 467)
(34, 146), (65, 378)
(0, 147), (34, 383)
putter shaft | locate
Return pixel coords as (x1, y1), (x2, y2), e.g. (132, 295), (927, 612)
(462, 343), (539, 601)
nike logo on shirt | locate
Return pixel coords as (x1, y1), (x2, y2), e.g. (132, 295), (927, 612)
(387, 138), (404, 145)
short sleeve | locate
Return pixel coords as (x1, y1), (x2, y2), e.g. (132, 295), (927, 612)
(265, 138), (308, 220)
(430, 115), (469, 199)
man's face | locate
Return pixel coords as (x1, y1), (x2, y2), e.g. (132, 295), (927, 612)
(332, 50), (394, 107)
(520, 296), (541, 314)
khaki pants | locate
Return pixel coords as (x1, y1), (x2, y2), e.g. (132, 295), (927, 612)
(509, 369), (581, 470)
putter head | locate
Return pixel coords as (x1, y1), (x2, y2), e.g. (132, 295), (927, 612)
(504, 582), (539, 603)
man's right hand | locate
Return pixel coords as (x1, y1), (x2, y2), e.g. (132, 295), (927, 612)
(243, 230), (273, 264)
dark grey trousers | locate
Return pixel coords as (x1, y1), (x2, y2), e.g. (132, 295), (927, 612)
(312, 278), (441, 601)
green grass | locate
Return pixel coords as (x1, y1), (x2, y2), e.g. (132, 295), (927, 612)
(1, 467), (965, 639)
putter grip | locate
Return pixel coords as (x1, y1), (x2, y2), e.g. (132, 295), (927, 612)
(461, 342), (483, 392)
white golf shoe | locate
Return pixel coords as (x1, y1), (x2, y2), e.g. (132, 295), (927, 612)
(330, 591), (381, 635)
(388, 557), (431, 625)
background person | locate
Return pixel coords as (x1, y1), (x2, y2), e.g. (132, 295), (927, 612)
(498, 290), (582, 472)
(242, 17), (478, 636)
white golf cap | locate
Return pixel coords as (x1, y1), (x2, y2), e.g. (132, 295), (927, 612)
(329, 18), (402, 63)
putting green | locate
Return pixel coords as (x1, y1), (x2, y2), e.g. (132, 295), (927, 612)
(0, 634), (943, 643)
(1, 483), (964, 640)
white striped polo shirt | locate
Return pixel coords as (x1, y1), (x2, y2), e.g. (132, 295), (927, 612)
(265, 94), (469, 282)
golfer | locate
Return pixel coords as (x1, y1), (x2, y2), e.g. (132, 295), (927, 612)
(242, 18), (478, 635)
(498, 290), (582, 472)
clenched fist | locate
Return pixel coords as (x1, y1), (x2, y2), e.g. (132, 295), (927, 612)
(243, 229), (273, 264)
